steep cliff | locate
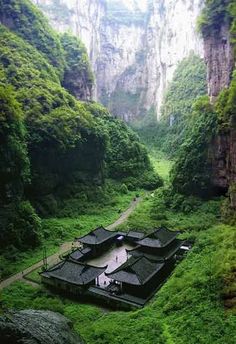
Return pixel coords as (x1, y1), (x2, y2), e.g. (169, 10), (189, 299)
(201, 1), (236, 207)
(170, 0), (236, 209)
(33, 0), (203, 121)
(203, 23), (234, 101)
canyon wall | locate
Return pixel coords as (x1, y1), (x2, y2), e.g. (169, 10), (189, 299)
(205, 20), (236, 206)
(204, 23), (234, 101)
(33, 0), (203, 121)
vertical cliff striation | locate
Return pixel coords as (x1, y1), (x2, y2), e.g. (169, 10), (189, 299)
(33, 0), (203, 121)
(204, 23), (234, 101)
(201, 1), (236, 209)
(206, 20), (235, 194)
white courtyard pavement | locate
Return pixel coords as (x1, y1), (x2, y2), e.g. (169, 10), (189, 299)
(86, 243), (134, 287)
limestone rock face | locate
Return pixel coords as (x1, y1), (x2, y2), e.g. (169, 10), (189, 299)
(33, 0), (203, 121)
(210, 126), (236, 206)
(0, 309), (84, 344)
(205, 20), (235, 206)
(204, 23), (234, 101)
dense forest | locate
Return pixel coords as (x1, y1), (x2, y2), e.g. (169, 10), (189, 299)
(0, 0), (236, 343)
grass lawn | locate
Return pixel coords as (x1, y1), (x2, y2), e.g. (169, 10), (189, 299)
(24, 267), (42, 284)
(149, 151), (173, 183)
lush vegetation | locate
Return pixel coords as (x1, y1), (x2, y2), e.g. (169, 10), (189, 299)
(0, 0), (65, 76)
(0, 0), (161, 257)
(133, 54), (207, 158)
(0, 184), (140, 279)
(197, 0), (236, 38)
(0, 1), (236, 344)
(170, 0), (236, 199)
(1, 189), (236, 343)
(61, 32), (94, 99)
(0, 86), (29, 203)
(170, 96), (218, 197)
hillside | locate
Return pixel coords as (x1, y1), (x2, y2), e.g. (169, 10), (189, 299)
(0, 0), (161, 254)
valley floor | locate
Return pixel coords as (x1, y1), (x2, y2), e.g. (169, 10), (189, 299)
(0, 197), (142, 290)
(1, 153), (236, 344)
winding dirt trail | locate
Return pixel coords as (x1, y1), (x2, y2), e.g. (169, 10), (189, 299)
(106, 196), (142, 230)
(0, 196), (142, 290)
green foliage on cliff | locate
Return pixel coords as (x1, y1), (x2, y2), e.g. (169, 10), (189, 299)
(171, 96), (217, 197)
(0, 0), (160, 251)
(60, 32), (94, 99)
(216, 70), (236, 127)
(198, 0), (236, 39)
(0, 201), (42, 250)
(134, 54), (207, 158)
(0, 0), (65, 76)
(85, 103), (162, 190)
(160, 54), (207, 154)
(171, 0), (236, 201)
(0, 85), (29, 204)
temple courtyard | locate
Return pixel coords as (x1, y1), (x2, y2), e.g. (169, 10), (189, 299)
(86, 243), (135, 287)
(40, 227), (190, 308)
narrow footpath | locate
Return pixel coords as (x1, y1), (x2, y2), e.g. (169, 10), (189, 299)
(0, 196), (142, 290)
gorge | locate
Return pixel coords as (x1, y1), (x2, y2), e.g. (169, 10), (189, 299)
(0, 1), (236, 343)
(33, 0), (204, 121)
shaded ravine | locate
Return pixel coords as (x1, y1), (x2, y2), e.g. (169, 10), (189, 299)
(0, 197), (142, 290)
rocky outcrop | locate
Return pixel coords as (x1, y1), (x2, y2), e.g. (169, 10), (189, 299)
(33, 0), (203, 121)
(204, 23), (234, 101)
(0, 310), (84, 344)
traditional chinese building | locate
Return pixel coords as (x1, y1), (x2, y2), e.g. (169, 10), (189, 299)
(128, 227), (183, 261)
(41, 226), (187, 308)
(40, 259), (106, 294)
(77, 226), (117, 255)
(105, 256), (166, 297)
(67, 247), (92, 262)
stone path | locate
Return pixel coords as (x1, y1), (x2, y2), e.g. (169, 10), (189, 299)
(0, 241), (80, 290)
(0, 196), (142, 290)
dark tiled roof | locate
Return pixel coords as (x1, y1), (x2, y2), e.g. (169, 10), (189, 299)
(77, 226), (116, 245)
(127, 248), (164, 262)
(126, 231), (144, 240)
(41, 260), (106, 285)
(128, 239), (183, 261)
(106, 256), (164, 285)
(69, 247), (91, 261)
(137, 227), (179, 248)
